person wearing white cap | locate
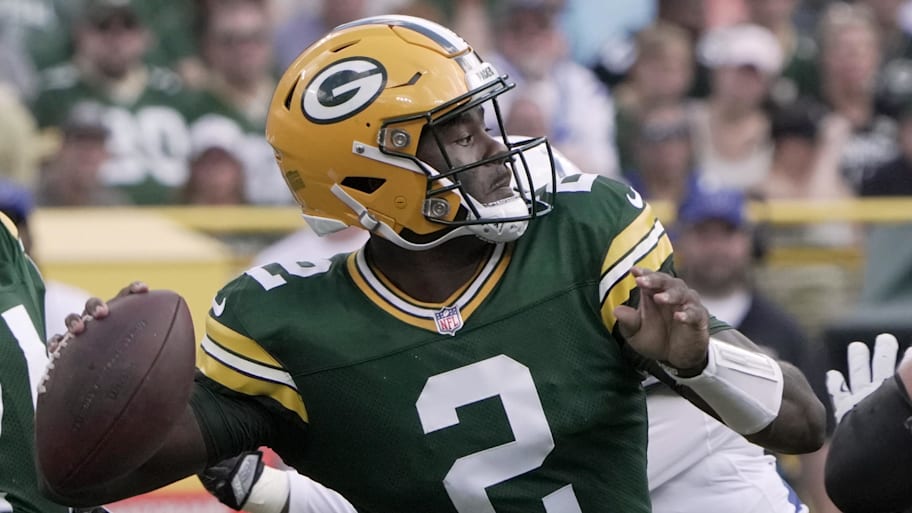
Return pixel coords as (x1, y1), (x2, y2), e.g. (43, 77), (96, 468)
(688, 23), (782, 192)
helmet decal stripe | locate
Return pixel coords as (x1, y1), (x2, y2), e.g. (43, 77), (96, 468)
(335, 15), (468, 54)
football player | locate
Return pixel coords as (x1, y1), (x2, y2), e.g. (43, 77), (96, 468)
(198, 153), (814, 513)
(0, 210), (111, 513)
(825, 333), (912, 512)
(42, 15), (825, 513)
(0, 213), (66, 513)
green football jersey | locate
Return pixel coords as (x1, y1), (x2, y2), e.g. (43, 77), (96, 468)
(32, 64), (198, 204)
(193, 175), (678, 513)
(0, 215), (64, 513)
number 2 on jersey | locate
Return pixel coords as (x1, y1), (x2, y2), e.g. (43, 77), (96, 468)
(416, 355), (582, 513)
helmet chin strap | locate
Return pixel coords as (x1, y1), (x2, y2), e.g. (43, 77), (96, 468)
(329, 184), (478, 251)
(465, 194), (529, 243)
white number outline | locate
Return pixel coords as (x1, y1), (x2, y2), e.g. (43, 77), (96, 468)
(416, 355), (582, 513)
(246, 259), (332, 290)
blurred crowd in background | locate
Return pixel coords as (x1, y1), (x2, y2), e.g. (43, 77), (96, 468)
(2, 1), (912, 510)
(1, 0), (911, 209)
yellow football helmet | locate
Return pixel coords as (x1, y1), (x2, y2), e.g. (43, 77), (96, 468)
(266, 15), (556, 250)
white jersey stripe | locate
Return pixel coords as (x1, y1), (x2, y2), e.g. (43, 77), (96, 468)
(598, 220), (666, 302)
(201, 336), (297, 389)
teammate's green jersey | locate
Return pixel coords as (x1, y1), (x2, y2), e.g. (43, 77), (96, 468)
(0, 215), (64, 513)
(192, 175), (694, 512)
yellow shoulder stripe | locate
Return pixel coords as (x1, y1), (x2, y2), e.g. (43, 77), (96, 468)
(0, 212), (18, 239)
(599, 232), (673, 329)
(206, 316), (284, 369)
(197, 342), (309, 423)
(198, 317), (308, 422)
(600, 206), (655, 275)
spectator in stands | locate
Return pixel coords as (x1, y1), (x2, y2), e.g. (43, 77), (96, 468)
(273, 0), (369, 71)
(744, 0), (819, 107)
(34, 104), (130, 207)
(627, 103), (701, 205)
(0, 0), (70, 97)
(858, 0), (912, 117)
(817, 2), (899, 191)
(30, 0), (197, 205)
(0, 83), (44, 188)
(672, 186), (835, 513)
(613, 23), (695, 172)
(180, 142), (247, 205)
(690, 23), (780, 192)
(762, 99), (854, 201)
(861, 101), (912, 195)
(490, 0), (619, 176)
(594, 0), (708, 94)
(188, 0), (286, 205)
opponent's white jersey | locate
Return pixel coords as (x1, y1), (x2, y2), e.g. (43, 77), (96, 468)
(647, 385), (807, 513)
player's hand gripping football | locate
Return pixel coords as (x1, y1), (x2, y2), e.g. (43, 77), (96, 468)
(826, 333), (901, 424)
(47, 281), (149, 352)
(614, 267), (710, 375)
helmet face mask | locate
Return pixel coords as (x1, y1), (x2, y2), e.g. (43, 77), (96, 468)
(381, 79), (555, 243)
(266, 15), (557, 250)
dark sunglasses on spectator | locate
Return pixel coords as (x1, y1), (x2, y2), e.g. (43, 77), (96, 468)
(92, 14), (140, 32)
(639, 122), (690, 142)
(212, 29), (269, 46)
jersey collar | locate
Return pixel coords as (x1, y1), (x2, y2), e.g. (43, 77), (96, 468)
(346, 242), (512, 334)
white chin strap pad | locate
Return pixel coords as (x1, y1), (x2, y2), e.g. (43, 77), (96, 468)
(466, 194), (529, 243)
(670, 337), (784, 435)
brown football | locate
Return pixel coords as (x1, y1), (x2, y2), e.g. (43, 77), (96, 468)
(35, 289), (196, 495)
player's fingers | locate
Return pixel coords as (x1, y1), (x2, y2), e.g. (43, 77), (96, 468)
(872, 333), (900, 381)
(632, 268), (677, 291)
(673, 303), (709, 328)
(613, 305), (642, 339)
(47, 334), (64, 353)
(826, 369), (849, 401)
(65, 312), (88, 334)
(113, 280), (149, 300)
(847, 341), (872, 389)
(84, 297), (109, 319)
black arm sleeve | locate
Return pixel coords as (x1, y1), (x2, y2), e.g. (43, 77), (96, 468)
(825, 374), (912, 513)
(189, 373), (309, 467)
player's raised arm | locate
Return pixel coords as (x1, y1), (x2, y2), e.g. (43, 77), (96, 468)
(616, 267), (826, 454)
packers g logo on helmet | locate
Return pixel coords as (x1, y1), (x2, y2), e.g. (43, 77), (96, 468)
(302, 57), (388, 124)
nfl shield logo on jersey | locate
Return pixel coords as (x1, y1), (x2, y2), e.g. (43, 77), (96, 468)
(434, 305), (463, 336)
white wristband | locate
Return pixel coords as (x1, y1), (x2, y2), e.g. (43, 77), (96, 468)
(242, 466), (289, 513)
(667, 337), (784, 435)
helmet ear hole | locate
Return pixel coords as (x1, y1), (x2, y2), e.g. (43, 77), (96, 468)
(341, 176), (387, 193)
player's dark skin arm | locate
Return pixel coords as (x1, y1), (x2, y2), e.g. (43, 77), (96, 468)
(650, 329), (827, 454)
(618, 268), (825, 455)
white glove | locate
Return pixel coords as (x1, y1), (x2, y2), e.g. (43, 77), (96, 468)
(826, 333), (900, 424)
